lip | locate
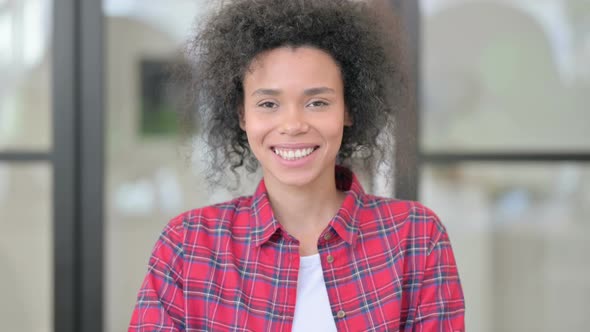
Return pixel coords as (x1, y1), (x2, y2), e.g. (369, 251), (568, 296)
(270, 143), (320, 149)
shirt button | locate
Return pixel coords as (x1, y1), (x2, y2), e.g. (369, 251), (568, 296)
(336, 310), (346, 319)
(323, 233), (332, 241)
(326, 255), (334, 264)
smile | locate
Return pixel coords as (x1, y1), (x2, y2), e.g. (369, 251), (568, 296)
(272, 146), (319, 160)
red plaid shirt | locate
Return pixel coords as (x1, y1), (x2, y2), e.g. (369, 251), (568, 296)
(129, 167), (465, 331)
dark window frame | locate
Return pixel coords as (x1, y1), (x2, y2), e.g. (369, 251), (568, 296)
(0, 152), (51, 162)
(52, 0), (104, 331)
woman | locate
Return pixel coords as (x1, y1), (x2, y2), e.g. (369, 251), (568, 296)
(129, 0), (465, 331)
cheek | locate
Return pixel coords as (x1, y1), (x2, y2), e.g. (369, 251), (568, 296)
(324, 119), (346, 138)
(244, 129), (266, 160)
(243, 114), (273, 143)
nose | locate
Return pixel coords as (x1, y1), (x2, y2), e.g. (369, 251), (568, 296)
(279, 107), (309, 135)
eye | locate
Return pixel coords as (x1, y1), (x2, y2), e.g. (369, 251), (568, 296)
(307, 100), (329, 108)
(257, 101), (278, 109)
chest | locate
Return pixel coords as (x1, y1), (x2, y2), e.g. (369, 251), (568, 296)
(182, 237), (412, 331)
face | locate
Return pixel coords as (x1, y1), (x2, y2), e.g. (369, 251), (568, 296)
(240, 46), (352, 188)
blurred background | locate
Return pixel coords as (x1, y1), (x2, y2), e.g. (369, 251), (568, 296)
(0, 0), (589, 331)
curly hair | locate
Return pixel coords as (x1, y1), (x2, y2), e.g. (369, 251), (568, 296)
(182, 0), (408, 186)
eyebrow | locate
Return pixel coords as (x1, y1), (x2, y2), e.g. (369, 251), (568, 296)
(303, 87), (335, 96)
(251, 89), (281, 96)
(251, 87), (335, 96)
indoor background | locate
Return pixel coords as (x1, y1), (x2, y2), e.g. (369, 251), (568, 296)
(1, 0), (589, 331)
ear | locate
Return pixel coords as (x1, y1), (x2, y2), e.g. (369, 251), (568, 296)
(344, 108), (353, 127)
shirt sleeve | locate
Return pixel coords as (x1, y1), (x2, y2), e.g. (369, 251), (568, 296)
(412, 225), (465, 332)
(129, 219), (186, 331)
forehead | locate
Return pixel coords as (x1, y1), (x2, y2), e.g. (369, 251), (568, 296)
(243, 46), (343, 89)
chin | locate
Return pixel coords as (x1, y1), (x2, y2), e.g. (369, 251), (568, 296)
(266, 167), (321, 188)
(276, 172), (317, 188)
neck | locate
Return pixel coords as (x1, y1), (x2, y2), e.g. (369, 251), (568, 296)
(264, 167), (345, 248)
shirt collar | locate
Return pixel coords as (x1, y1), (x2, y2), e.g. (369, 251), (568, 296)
(250, 165), (364, 247)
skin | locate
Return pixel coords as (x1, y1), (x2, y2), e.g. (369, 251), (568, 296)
(240, 46), (352, 255)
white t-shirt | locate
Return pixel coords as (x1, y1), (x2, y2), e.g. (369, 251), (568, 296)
(292, 254), (338, 332)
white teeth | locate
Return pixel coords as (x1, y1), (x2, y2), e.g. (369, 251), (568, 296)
(273, 147), (316, 160)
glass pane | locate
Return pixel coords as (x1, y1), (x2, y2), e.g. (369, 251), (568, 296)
(421, 0), (590, 152)
(420, 163), (590, 332)
(0, 163), (53, 332)
(0, 0), (52, 151)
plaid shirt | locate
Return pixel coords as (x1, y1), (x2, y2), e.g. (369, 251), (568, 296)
(129, 167), (465, 331)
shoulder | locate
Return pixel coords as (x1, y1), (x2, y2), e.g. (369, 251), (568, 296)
(360, 194), (443, 227)
(358, 195), (447, 252)
(159, 195), (254, 243)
